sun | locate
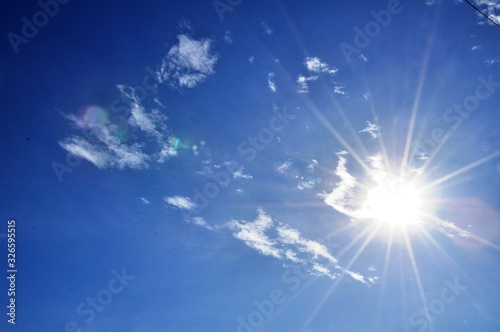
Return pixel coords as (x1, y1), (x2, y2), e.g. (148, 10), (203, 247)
(363, 175), (422, 226)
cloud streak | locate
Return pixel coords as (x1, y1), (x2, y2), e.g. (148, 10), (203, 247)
(227, 209), (368, 283)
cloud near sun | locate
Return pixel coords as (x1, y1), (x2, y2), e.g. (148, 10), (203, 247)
(318, 151), (470, 238)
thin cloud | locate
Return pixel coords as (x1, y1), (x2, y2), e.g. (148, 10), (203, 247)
(484, 58), (500, 65)
(233, 166), (253, 180)
(157, 34), (219, 88)
(261, 22), (273, 35)
(140, 197), (151, 205)
(189, 217), (216, 231)
(318, 151), (359, 218)
(222, 30), (233, 44)
(277, 160), (292, 173)
(267, 72), (277, 92)
(359, 121), (381, 139)
(296, 75), (318, 94)
(165, 196), (196, 210)
(59, 87), (177, 170)
(227, 209), (368, 283)
(333, 84), (347, 96)
(319, 152), (470, 238)
(304, 57), (338, 75)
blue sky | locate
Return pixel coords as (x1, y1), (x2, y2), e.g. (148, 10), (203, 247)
(1, 0), (500, 331)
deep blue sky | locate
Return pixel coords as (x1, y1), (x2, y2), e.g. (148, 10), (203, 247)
(1, 0), (500, 331)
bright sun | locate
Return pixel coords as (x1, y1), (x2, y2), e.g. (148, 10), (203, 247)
(364, 176), (422, 226)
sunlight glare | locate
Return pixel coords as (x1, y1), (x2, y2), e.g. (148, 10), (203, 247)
(364, 176), (422, 226)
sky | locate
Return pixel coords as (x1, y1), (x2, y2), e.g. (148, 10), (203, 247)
(1, 0), (500, 331)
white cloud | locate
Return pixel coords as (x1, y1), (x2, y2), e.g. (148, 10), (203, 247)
(140, 197), (151, 204)
(189, 217), (216, 231)
(157, 34), (219, 88)
(267, 72), (277, 92)
(318, 152), (359, 218)
(59, 137), (111, 169)
(304, 57), (337, 75)
(261, 22), (273, 35)
(471, 45), (482, 51)
(233, 166), (253, 180)
(359, 121), (381, 139)
(227, 209), (282, 259)
(165, 196), (196, 210)
(223, 30), (233, 44)
(307, 159), (318, 172)
(484, 58), (500, 65)
(297, 180), (316, 190)
(59, 87), (177, 170)
(227, 209), (368, 283)
(277, 160), (292, 174)
(297, 57), (337, 94)
(296, 75), (318, 94)
(333, 84), (347, 96)
(471, 0), (500, 26)
(248, 56), (255, 64)
(319, 152), (470, 238)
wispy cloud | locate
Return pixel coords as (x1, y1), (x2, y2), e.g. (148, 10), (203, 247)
(222, 30), (232, 44)
(297, 57), (338, 94)
(267, 72), (277, 92)
(233, 166), (253, 180)
(59, 87), (177, 170)
(156, 34), (219, 88)
(165, 195), (196, 210)
(484, 58), (500, 66)
(226, 209), (368, 282)
(261, 22), (273, 35)
(359, 121), (381, 139)
(140, 197), (151, 205)
(318, 152), (470, 238)
(189, 217), (216, 230)
(304, 57), (337, 75)
(296, 75), (318, 94)
(471, 0), (500, 26)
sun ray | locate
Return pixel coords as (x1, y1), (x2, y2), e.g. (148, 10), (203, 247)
(402, 229), (435, 332)
(419, 151), (500, 193)
(374, 225), (396, 331)
(401, 15), (440, 175)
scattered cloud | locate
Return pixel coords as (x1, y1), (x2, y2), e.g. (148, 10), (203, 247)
(58, 94), (177, 170)
(233, 166), (253, 180)
(471, 0), (500, 26)
(307, 159), (318, 173)
(140, 197), (151, 205)
(484, 58), (500, 66)
(156, 34), (219, 88)
(248, 56), (255, 64)
(304, 57), (337, 75)
(296, 75), (318, 94)
(267, 72), (277, 92)
(227, 209), (368, 282)
(261, 22), (273, 35)
(333, 84), (347, 96)
(189, 217), (216, 230)
(359, 54), (368, 62)
(359, 121), (381, 139)
(222, 30), (233, 44)
(318, 152), (470, 238)
(277, 161), (292, 174)
(165, 195), (196, 210)
(471, 45), (482, 51)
